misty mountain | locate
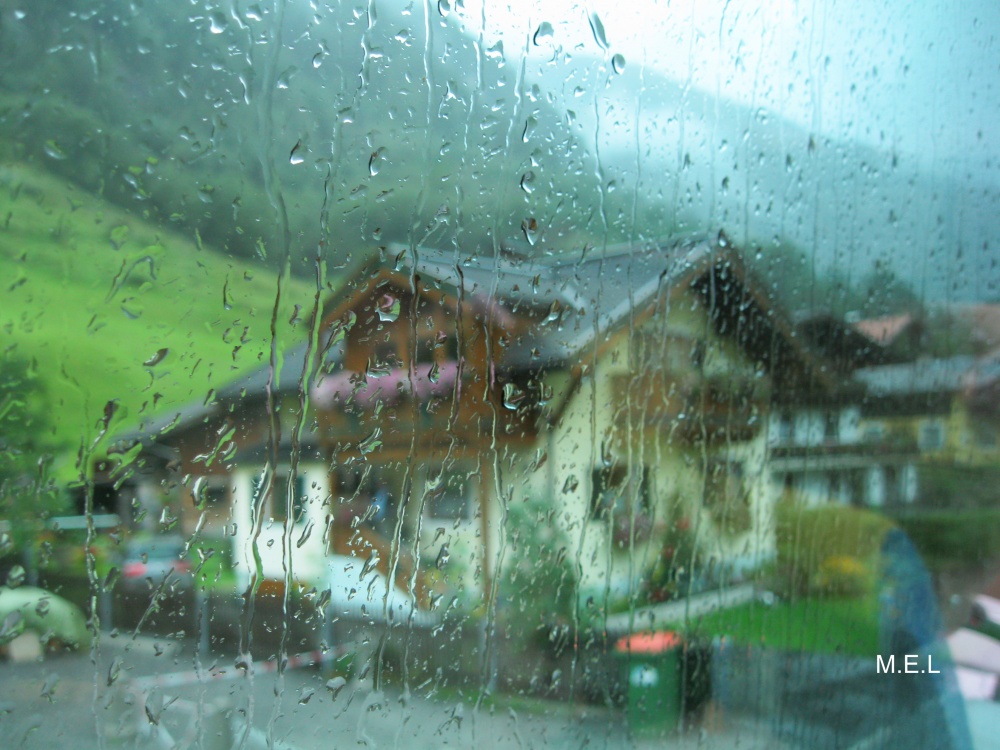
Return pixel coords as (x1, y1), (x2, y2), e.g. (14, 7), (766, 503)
(0, 0), (995, 304)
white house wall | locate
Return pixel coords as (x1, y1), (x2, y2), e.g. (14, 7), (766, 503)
(529, 294), (776, 605)
(231, 464), (331, 589)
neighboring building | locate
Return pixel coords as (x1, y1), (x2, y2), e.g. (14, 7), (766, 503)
(95, 236), (897, 611)
(856, 352), (1000, 469)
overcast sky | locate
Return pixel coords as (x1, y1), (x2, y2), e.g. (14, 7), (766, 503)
(467, 0), (999, 178)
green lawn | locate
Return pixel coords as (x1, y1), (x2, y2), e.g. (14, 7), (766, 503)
(0, 163), (318, 477)
(667, 596), (881, 657)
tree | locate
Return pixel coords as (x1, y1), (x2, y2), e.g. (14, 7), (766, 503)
(0, 355), (64, 555)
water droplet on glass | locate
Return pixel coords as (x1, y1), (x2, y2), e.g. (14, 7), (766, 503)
(544, 299), (562, 324)
(435, 544), (450, 569)
(377, 293), (400, 322)
(562, 475), (579, 493)
(587, 11), (609, 50)
(103, 567), (120, 591)
(361, 550), (381, 578)
(533, 22), (554, 46)
(521, 217), (539, 246)
(368, 148), (385, 177)
(521, 116), (537, 143)
(209, 12), (227, 34)
(437, 0), (451, 17)
(107, 656), (123, 686)
(6, 565), (25, 588)
(503, 383), (525, 410)
(143, 348), (168, 367)
(289, 140), (305, 165)
(0, 611), (25, 643)
(296, 520), (314, 548)
(359, 428), (382, 455)
(611, 53), (626, 74)
(41, 673), (59, 702)
(326, 676), (347, 699)
(35, 597), (50, 617)
(367, 358), (390, 378)
(428, 361), (440, 384)
(0, 532), (12, 555)
(520, 171), (535, 194)
(299, 688), (315, 705)
(43, 140), (67, 161)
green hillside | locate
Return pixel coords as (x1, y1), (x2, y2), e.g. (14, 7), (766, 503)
(0, 163), (317, 475)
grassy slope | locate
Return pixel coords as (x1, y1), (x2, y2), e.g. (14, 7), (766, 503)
(0, 163), (317, 477)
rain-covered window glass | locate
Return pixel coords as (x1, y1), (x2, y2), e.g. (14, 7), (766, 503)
(2, 1), (999, 748)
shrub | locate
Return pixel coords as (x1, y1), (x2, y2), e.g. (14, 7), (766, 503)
(813, 554), (870, 597)
(774, 500), (893, 599)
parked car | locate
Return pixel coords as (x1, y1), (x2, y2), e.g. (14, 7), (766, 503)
(120, 535), (193, 594)
(0, 585), (92, 656)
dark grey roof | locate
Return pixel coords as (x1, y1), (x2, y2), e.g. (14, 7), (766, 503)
(117, 235), (741, 446)
(387, 236), (718, 367)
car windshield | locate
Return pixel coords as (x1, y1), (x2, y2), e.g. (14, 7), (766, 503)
(1, 1), (998, 748)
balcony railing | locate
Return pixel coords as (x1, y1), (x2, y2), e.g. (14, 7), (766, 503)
(613, 372), (764, 444)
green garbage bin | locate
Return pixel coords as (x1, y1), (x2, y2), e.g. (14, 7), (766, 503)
(614, 631), (683, 737)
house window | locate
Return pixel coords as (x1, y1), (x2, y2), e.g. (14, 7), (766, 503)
(252, 471), (307, 524)
(919, 421), (944, 451)
(591, 465), (649, 520)
(704, 460), (752, 532)
(425, 468), (473, 521)
(824, 411), (839, 442)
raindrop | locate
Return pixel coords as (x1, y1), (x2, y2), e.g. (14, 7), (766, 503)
(611, 53), (626, 74)
(326, 676), (347, 699)
(103, 567), (120, 591)
(520, 171), (535, 194)
(289, 140), (305, 165)
(521, 116), (537, 143)
(361, 550), (381, 579)
(41, 673), (59, 702)
(521, 217), (539, 246)
(587, 11), (609, 50)
(6, 565), (25, 588)
(562, 475), (579, 493)
(0, 611), (25, 644)
(296, 520), (314, 548)
(35, 597), (50, 617)
(209, 12), (227, 34)
(107, 656), (124, 686)
(502, 383), (525, 410)
(143, 348), (169, 367)
(43, 140), (67, 161)
(533, 22), (554, 46)
(368, 148), (385, 177)
(437, 0), (451, 17)
(299, 687), (315, 704)
(428, 361), (440, 384)
(544, 299), (562, 323)
(367, 358), (390, 378)
(0, 532), (12, 555)
(435, 544), (450, 569)
(377, 293), (400, 322)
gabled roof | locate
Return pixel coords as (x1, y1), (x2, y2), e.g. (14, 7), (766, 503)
(370, 235), (815, 376)
(112, 234), (834, 448)
(853, 313), (919, 346)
